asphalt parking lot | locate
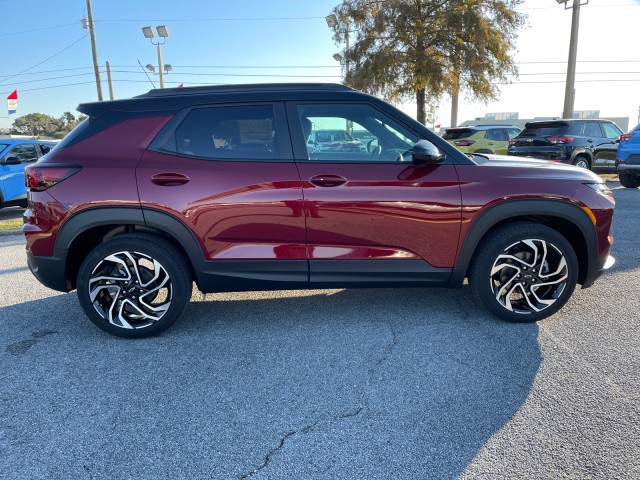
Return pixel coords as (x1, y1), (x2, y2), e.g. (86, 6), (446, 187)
(1, 180), (639, 479)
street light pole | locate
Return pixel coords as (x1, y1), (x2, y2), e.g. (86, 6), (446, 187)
(561, 0), (587, 119)
(142, 25), (169, 89)
(157, 43), (165, 88)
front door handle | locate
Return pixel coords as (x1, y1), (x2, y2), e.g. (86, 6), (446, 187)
(150, 172), (190, 186)
(309, 174), (347, 187)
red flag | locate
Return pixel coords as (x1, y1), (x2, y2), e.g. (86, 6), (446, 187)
(7, 90), (18, 114)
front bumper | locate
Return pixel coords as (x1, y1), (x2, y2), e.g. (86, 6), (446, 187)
(582, 254), (615, 289)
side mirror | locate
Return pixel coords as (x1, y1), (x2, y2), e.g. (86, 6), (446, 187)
(412, 140), (443, 165)
(3, 156), (21, 165)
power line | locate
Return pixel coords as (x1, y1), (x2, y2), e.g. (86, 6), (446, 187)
(94, 16), (325, 23)
(517, 60), (640, 64)
(0, 72), (99, 87)
(519, 2), (639, 10)
(112, 70), (341, 78)
(0, 34), (89, 84)
(0, 22), (80, 38)
(6, 67), (640, 87)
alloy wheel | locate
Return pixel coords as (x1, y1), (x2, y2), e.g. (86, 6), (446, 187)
(88, 251), (173, 330)
(489, 238), (568, 315)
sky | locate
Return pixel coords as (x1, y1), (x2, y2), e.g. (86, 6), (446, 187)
(1, 0), (639, 132)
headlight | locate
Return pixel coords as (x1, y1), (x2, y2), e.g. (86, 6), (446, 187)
(583, 182), (614, 203)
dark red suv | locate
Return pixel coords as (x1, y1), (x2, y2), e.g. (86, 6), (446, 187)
(23, 84), (615, 338)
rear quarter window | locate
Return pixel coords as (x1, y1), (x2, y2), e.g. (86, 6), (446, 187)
(54, 118), (90, 150)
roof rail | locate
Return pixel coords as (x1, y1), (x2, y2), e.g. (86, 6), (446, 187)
(137, 83), (353, 98)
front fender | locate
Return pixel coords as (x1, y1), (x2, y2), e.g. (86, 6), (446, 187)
(447, 199), (597, 287)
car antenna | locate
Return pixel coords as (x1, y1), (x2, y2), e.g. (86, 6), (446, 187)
(137, 60), (157, 89)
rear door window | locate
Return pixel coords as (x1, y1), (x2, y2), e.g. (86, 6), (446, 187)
(175, 105), (280, 160)
(486, 129), (506, 141)
(583, 122), (602, 138)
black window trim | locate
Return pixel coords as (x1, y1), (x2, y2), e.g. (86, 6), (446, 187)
(148, 101), (294, 163)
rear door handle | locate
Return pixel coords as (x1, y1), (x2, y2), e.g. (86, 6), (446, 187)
(150, 172), (190, 186)
(309, 174), (347, 187)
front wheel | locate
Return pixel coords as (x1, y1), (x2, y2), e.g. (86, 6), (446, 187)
(619, 172), (640, 188)
(77, 234), (192, 338)
(470, 222), (578, 323)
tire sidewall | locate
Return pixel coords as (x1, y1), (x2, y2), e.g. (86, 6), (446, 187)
(77, 234), (192, 338)
(572, 156), (591, 169)
(619, 172), (640, 189)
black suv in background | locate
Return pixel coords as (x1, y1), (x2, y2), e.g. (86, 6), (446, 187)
(507, 119), (623, 171)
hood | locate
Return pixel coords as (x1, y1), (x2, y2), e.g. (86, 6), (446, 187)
(471, 153), (604, 182)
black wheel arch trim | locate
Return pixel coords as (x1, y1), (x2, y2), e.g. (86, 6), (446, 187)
(447, 199), (598, 287)
(53, 206), (208, 287)
(569, 149), (593, 163)
(54, 207), (146, 254)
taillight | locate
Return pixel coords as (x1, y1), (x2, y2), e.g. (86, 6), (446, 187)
(508, 138), (518, 144)
(25, 165), (81, 191)
(620, 133), (633, 142)
(546, 136), (574, 144)
(454, 140), (476, 147)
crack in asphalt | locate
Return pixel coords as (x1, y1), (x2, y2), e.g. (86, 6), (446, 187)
(238, 323), (398, 479)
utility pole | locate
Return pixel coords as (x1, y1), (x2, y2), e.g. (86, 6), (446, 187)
(105, 61), (114, 100)
(562, 0), (585, 119)
(85, 0), (103, 101)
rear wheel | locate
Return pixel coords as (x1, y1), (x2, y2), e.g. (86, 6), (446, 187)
(619, 172), (640, 188)
(572, 156), (591, 169)
(470, 222), (578, 323)
(77, 234), (192, 338)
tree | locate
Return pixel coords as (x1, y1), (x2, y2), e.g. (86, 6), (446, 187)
(9, 111), (86, 138)
(329, 0), (526, 125)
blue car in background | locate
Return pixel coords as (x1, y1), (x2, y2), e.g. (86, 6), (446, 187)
(0, 138), (58, 208)
(617, 123), (640, 188)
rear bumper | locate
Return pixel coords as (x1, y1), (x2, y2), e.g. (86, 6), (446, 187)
(617, 164), (640, 173)
(26, 251), (71, 292)
(508, 147), (568, 162)
(581, 254), (615, 289)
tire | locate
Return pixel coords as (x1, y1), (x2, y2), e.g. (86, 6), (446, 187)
(469, 222), (578, 323)
(572, 156), (591, 169)
(619, 172), (640, 189)
(77, 234), (192, 338)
